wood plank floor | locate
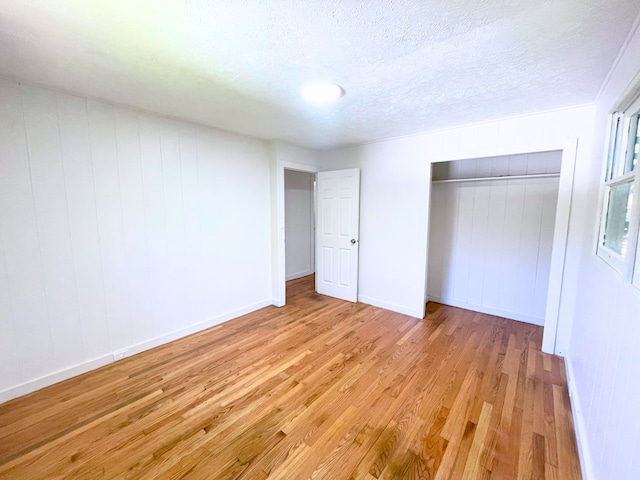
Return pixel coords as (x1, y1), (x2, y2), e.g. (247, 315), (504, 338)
(0, 275), (582, 479)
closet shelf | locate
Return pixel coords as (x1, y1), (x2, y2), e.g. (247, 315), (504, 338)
(431, 172), (560, 184)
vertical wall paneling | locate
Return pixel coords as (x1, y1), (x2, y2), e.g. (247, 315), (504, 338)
(0, 81), (52, 385)
(0, 80), (273, 401)
(452, 172), (475, 303)
(466, 181), (490, 306)
(428, 152), (562, 326)
(159, 119), (187, 332)
(0, 80), (25, 388)
(207, 133), (238, 314)
(57, 92), (110, 360)
(179, 124), (202, 325)
(87, 100), (132, 351)
(114, 109), (151, 346)
(533, 180), (558, 319)
(21, 85), (84, 368)
(194, 127), (220, 317)
(481, 176), (507, 310)
(515, 179), (545, 314)
(0, 225), (18, 387)
(138, 114), (167, 337)
(497, 178), (526, 315)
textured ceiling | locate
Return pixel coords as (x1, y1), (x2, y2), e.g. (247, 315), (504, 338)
(0, 1), (639, 150)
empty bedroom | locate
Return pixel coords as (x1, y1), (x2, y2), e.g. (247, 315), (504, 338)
(1, 1), (640, 479)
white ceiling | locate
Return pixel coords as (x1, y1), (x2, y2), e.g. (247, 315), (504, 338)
(1, 1), (639, 150)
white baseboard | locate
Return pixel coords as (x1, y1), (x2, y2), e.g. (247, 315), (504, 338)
(427, 295), (544, 326)
(0, 299), (272, 404)
(358, 295), (423, 318)
(285, 270), (314, 281)
(271, 298), (285, 307)
(565, 354), (594, 480)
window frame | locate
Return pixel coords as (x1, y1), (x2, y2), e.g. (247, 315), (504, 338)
(634, 227), (640, 288)
(597, 94), (640, 281)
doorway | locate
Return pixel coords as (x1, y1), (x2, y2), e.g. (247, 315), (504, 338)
(284, 170), (316, 281)
(277, 163), (361, 306)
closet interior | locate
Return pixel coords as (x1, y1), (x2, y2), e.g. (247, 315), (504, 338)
(427, 150), (563, 326)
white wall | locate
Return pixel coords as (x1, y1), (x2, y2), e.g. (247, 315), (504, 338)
(563, 18), (640, 480)
(428, 152), (561, 325)
(321, 138), (432, 317)
(0, 79), (273, 402)
(321, 105), (595, 324)
(284, 170), (314, 280)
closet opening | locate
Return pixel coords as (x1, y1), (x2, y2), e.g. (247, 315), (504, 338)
(426, 148), (574, 355)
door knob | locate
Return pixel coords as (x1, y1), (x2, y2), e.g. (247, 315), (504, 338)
(351, 239), (357, 245)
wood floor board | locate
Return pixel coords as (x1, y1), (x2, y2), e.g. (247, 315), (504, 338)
(0, 275), (582, 479)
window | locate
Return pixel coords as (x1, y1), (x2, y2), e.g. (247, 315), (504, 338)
(630, 116), (640, 172)
(602, 181), (634, 256)
(597, 94), (640, 282)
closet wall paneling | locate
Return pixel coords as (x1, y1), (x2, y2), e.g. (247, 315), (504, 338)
(427, 152), (562, 325)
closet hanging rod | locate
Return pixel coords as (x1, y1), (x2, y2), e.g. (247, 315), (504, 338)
(431, 172), (560, 184)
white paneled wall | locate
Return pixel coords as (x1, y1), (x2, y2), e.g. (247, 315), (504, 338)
(564, 19), (640, 480)
(428, 152), (561, 325)
(284, 170), (314, 280)
(0, 79), (272, 400)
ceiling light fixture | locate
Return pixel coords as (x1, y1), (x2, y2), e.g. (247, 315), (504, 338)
(301, 82), (344, 104)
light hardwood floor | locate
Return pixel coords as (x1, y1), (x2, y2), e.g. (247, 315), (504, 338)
(0, 275), (581, 479)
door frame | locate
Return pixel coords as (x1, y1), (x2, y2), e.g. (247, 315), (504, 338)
(273, 159), (319, 307)
(424, 138), (578, 356)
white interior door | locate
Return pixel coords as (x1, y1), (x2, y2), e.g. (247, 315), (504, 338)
(316, 168), (360, 302)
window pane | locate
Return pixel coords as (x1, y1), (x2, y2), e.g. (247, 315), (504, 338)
(629, 115), (639, 172)
(607, 115), (624, 180)
(602, 182), (634, 256)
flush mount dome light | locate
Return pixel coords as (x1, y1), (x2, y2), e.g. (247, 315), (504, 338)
(301, 82), (344, 104)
